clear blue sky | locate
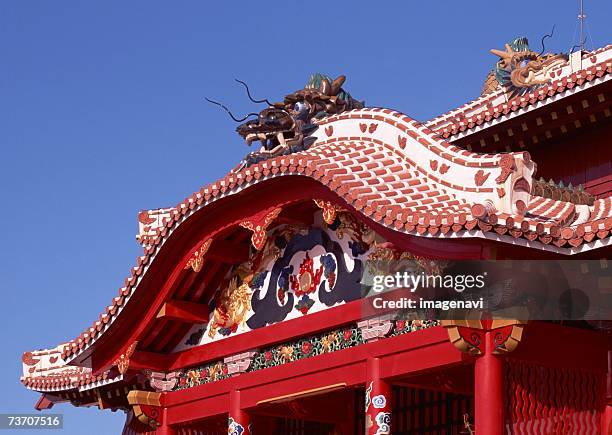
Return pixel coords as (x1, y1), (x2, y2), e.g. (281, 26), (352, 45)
(0, 1), (609, 433)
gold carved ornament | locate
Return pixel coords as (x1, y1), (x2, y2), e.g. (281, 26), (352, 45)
(113, 341), (138, 374)
(184, 238), (213, 273)
(239, 207), (282, 250)
(313, 199), (345, 225)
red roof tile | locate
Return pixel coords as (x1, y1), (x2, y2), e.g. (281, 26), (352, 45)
(22, 97), (612, 385)
(426, 46), (612, 138)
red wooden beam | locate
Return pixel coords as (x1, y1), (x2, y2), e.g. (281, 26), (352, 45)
(207, 241), (249, 264)
(169, 296), (365, 371)
(156, 300), (209, 324)
(129, 349), (170, 371)
(165, 328), (468, 425)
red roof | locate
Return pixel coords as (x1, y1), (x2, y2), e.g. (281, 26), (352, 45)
(22, 49), (612, 391)
(426, 45), (612, 138)
(40, 108), (607, 370)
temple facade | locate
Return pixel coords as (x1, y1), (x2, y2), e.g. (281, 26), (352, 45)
(21, 39), (611, 434)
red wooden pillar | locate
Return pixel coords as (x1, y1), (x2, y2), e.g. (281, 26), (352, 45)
(474, 331), (504, 435)
(156, 424), (176, 435)
(156, 408), (176, 435)
(229, 390), (251, 435)
(365, 357), (392, 435)
(604, 350), (612, 434)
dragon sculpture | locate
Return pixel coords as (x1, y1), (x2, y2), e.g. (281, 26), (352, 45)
(483, 36), (567, 96)
(207, 73), (364, 170)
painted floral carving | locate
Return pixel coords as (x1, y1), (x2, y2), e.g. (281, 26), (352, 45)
(391, 319), (440, 336)
(228, 417), (245, 435)
(372, 395), (387, 409)
(174, 319), (438, 392)
(289, 252), (335, 315)
(328, 212), (375, 256)
(279, 346), (294, 363)
(251, 325), (363, 372)
(176, 361), (229, 390)
(113, 341), (137, 374)
(313, 199), (344, 225)
(375, 412), (392, 434)
(366, 242), (444, 278)
(239, 208), (282, 250)
(248, 226), (366, 329)
(208, 276), (252, 338)
(184, 238), (212, 273)
(179, 211), (441, 350)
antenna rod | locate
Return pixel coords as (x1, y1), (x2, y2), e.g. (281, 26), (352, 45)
(578, 0), (586, 52)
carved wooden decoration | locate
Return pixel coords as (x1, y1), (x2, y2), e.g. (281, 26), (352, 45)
(146, 371), (178, 392)
(495, 154), (515, 184)
(313, 199), (344, 225)
(113, 341), (137, 374)
(490, 319), (525, 354)
(184, 238), (213, 273)
(442, 320), (485, 355)
(239, 208), (282, 250)
(442, 319), (525, 355)
(127, 390), (162, 430)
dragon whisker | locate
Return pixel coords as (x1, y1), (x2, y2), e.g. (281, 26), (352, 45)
(205, 97), (259, 122)
(235, 79), (273, 106)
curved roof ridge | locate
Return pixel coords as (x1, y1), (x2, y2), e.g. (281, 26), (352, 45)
(426, 44), (612, 138)
(20, 106), (609, 378)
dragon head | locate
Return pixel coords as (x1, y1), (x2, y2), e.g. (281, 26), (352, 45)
(236, 107), (297, 148)
(208, 74), (363, 170)
(484, 35), (567, 96)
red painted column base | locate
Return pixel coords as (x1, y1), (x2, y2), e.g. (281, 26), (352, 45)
(229, 390), (251, 435)
(156, 408), (176, 435)
(475, 331), (504, 435)
(155, 424), (176, 435)
(603, 404), (612, 435)
(365, 357), (392, 435)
